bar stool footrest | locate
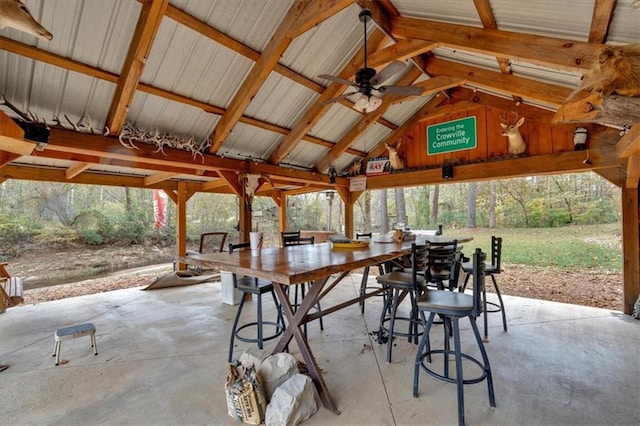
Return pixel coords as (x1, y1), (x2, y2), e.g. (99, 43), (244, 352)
(418, 349), (489, 385)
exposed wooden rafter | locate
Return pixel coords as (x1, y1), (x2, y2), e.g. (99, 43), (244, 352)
(106, 0), (169, 134)
(588, 0), (617, 43)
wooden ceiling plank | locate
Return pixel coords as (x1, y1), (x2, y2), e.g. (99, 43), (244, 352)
(268, 30), (388, 164)
(208, 1), (311, 153)
(144, 172), (180, 186)
(65, 162), (92, 180)
(364, 94), (452, 161)
(616, 126), (640, 159)
(392, 16), (600, 71)
(589, 0), (617, 43)
(314, 66), (424, 172)
(425, 57), (573, 107)
(106, 0), (169, 134)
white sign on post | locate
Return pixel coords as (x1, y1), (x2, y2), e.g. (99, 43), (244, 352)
(349, 176), (367, 191)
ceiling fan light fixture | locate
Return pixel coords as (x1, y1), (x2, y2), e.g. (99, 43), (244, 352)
(353, 92), (381, 113)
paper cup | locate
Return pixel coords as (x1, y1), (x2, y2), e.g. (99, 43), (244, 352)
(249, 232), (263, 250)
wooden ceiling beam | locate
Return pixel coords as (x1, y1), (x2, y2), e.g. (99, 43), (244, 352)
(208, 0), (317, 153)
(588, 0), (617, 43)
(314, 66), (424, 172)
(201, 178), (229, 191)
(0, 151), (22, 167)
(625, 154), (640, 189)
(616, 126), (640, 159)
(367, 39), (437, 68)
(106, 0), (169, 134)
(392, 16), (601, 72)
(365, 146), (623, 190)
(269, 30), (388, 164)
(41, 128), (348, 188)
(65, 162), (92, 180)
(0, 37), (356, 155)
(144, 172), (180, 186)
(287, 0), (355, 38)
(165, 4), (325, 94)
(425, 57), (573, 107)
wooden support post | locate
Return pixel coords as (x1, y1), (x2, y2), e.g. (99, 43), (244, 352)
(621, 183), (640, 315)
(175, 181), (189, 271)
(279, 193), (288, 234)
(337, 187), (354, 239)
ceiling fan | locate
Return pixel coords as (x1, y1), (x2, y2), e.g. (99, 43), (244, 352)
(318, 8), (424, 112)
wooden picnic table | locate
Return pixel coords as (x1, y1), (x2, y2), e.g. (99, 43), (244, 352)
(181, 235), (471, 414)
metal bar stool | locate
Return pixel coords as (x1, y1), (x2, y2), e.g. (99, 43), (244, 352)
(376, 243), (429, 363)
(460, 236), (507, 341)
(413, 248), (495, 426)
(227, 242), (285, 362)
(356, 232), (386, 314)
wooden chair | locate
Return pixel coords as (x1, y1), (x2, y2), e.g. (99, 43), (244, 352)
(1, 262), (24, 372)
(178, 232), (228, 273)
(425, 240), (460, 291)
(0, 262), (23, 312)
(413, 248), (495, 426)
(227, 242), (285, 362)
(460, 236), (507, 340)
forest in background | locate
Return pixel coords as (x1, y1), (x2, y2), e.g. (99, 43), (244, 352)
(0, 171), (620, 257)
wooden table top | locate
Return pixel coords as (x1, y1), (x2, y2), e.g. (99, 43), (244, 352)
(181, 235), (472, 285)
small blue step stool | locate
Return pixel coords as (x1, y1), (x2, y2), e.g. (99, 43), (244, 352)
(53, 323), (97, 365)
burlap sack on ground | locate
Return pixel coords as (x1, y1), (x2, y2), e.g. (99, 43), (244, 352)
(225, 363), (267, 425)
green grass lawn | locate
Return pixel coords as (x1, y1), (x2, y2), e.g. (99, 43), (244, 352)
(452, 223), (622, 273)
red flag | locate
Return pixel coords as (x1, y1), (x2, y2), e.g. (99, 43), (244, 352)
(153, 190), (168, 228)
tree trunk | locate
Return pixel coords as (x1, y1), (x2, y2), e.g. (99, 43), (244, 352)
(395, 187), (407, 228)
(431, 184), (440, 224)
(380, 190), (389, 234)
(364, 191), (371, 231)
(489, 180), (496, 229)
(467, 182), (477, 228)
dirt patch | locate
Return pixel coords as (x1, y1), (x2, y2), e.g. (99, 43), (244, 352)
(4, 244), (624, 311)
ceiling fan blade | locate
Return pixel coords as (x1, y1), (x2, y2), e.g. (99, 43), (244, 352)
(377, 85), (424, 96)
(318, 91), (358, 106)
(370, 61), (407, 86)
(318, 74), (358, 88)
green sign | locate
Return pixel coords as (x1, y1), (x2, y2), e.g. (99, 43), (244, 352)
(427, 116), (477, 155)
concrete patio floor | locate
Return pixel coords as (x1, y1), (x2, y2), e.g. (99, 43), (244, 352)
(1, 274), (639, 425)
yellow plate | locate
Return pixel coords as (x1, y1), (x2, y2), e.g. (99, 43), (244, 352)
(331, 240), (370, 249)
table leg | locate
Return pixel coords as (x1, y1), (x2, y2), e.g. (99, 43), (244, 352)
(272, 278), (340, 414)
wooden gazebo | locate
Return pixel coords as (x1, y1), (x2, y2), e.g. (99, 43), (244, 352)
(0, 0), (638, 313)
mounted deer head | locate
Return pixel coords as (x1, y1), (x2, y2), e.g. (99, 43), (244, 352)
(385, 142), (405, 171)
(500, 112), (527, 155)
(0, 0), (52, 41)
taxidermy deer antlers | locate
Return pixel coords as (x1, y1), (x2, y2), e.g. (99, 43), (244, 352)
(500, 111), (527, 155)
(238, 173), (273, 211)
(0, 0), (52, 41)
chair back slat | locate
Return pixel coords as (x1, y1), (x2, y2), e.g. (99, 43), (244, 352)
(282, 230), (314, 246)
(425, 240), (459, 289)
(199, 232), (228, 254)
(472, 248), (487, 317)
(356, 232), (372, 239)
(491, 236), (502, 271)
(411, 242), (430, 286)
